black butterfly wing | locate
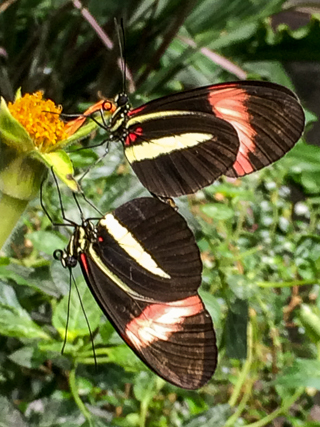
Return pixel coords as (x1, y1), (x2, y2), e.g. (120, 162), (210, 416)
(123, 111), (239, 197)
(128, 80), (304, 181)
(79, 198), (217, 389)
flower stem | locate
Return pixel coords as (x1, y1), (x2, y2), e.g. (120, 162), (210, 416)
(245, 387), (304, 427)
(228, 320), (253, 407)
(0, 193), (28, 251)
(69, 367), (93, 425)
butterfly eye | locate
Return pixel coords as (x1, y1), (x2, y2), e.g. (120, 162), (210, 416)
(66, 256), (77, 268)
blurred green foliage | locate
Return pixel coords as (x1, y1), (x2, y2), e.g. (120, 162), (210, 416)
(1, 0), (320, 426)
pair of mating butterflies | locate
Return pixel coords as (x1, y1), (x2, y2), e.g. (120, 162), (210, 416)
(57, 80), (304, 389)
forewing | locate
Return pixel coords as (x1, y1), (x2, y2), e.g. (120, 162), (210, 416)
(124, 112), (239, 197)
(129, 80), (304, 178)
(78, 198), (216, 389)
(94, 198), (202, 302)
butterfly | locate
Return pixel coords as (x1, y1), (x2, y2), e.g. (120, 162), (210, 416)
(55, 197), (217, 389)
(73, 80), (305, 197)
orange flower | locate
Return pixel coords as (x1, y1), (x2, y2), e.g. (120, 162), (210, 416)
(8, 91), (68, 152)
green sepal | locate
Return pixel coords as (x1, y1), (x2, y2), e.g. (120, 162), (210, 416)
(14, 88), (22, 101)
(0, 97), (34, 153)
(35, 149), (79, 192)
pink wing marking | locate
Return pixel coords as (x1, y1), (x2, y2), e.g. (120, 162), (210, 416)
(209, 88), (256, 175)
(125, 295), (203, 349)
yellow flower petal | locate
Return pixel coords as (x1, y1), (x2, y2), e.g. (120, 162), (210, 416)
(8, 92), (68, 152)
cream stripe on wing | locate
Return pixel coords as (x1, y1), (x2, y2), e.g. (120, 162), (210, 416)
(100, 214), (170, 279)
(88, 246), (154, 301)
(125, 132), (213, 163)
(128, 110), (192, 125)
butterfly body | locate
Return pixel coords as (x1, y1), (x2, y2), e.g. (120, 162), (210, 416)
(97, 81), (304, 197)
(55, 197), (217, 389)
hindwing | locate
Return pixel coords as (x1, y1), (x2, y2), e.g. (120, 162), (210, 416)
(79, 198), (217, 389)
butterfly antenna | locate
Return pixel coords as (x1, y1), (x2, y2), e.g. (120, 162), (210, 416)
(40, 175), (54, 224)
(61, 273), (72, 355)
(73, 186), (103, 218)
(73, 192), (84, 222)
(72, 272), (98, 370)
(50, 168), (77, 226)
(115, 17), (127, 94)
(41, 171), (75, 227)
(78, 140), (110, 187)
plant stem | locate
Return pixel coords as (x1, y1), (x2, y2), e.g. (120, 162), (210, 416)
(69, 367), (93, 425)
(225, 378), (254, 426)
(228, 321), (254, 407)
(257, 279), (317, 288)
(0, 193), (28, 251)
(245, 387), (304, 427)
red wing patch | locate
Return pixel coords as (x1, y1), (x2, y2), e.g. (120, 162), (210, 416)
(80, 253), (89, 274)
(122, 294), (217, 389)
(206, 83), (304, 177)
(128, 81), (304, 183)
(125, 295), (203, 348)
(125, 127), (143, 146)
(208, 87), (256, 175)
(76, 198), (217, 389)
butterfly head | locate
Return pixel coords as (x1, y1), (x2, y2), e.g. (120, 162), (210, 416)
(114, 92), (129, 108)
(53, 222), (95, 269)
(108, 92), (131, 137)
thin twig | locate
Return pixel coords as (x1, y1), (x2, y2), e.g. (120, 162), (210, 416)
(179, 36), (248, 80)
(72, 0), (113, 49)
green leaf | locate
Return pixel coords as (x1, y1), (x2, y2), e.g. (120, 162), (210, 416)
(35, 149), (78, 192)
(99, 320), (115, 344)
(0, 282), (50, 340)
(200, 204), (234, 220)
(198, 290), (221, 329)
(205, 183), (254, 200)
(183, 404), (232, 427)
(0, 265), (30, 286)
(39, 340), (78, 355)
(287, 142), (320, 193)
(52, 278), (101, 340)
(106, 346), (146, 372)
(0, 97), (33, 152)
(0, 262), (66, 298)
(186, 0), (283, 35)
(288, 142), (320, 172)
(25, 397), (84, 426)
(251, 17), (320, 61)
(50, 260), (73, 296)
(227, 274), (256, 300)
(244, 61), (295, 87)
(225, 299), (248, 359)
(28, 230), (68, 256)
(76, 376), (94, 396)
(133, 372), (162, 402)
(0, 395), (28, 427)
(9, 345), (46, 369)
(276, 359), (320, 389)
